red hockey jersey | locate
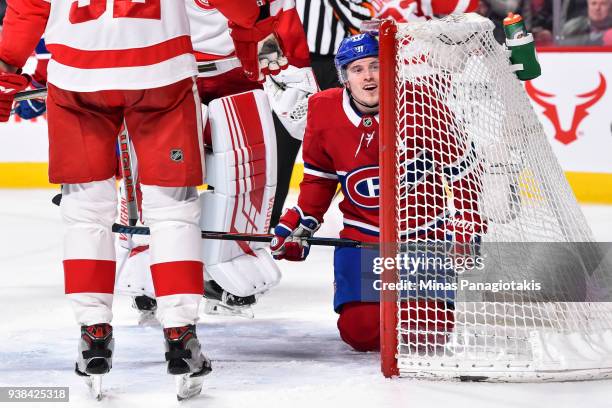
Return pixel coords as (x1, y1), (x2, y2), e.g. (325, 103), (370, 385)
(298, 85), (481, 244)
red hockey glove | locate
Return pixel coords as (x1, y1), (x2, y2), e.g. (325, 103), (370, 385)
(0, 71), (30, 122)
(229, 2), (289, 83)
(270, 207), (320, 261)
(445, 211), (486, 257)
(230, 2), (310, 82)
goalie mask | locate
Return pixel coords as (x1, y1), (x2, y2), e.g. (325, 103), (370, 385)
(334, 33), (379, 84)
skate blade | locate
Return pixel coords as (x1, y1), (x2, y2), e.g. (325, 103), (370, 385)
(84, 375), (103, 401)
(175, 374), (204, 401)
(204, 300), (254, 319)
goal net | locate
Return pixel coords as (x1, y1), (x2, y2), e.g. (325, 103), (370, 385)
(378, 14), (612, 381)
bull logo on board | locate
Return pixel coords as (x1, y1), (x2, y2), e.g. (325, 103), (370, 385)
(525, 73), (606, 145)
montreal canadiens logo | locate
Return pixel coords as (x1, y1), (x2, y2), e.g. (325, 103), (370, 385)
(344, 166), (380, 209)
(194, 0), (214, 10)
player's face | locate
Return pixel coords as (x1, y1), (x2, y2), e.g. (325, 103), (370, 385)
(346, 57), (380, 108)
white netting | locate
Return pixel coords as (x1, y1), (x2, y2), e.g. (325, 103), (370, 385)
(386, 14), (612, 381)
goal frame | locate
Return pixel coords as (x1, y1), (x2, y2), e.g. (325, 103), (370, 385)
(379, 19), (400, 378)
(376, 16), (612, 381)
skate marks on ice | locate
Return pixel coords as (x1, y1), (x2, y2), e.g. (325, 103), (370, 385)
(0, 315), (377, 405)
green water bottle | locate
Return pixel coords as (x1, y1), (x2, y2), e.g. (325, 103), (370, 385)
(503, 13), (541, 81)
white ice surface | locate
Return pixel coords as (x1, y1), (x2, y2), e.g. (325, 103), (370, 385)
(1, 189), (611, 408)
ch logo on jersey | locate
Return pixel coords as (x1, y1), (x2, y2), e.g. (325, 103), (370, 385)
(194, 0), (214, 10)
(343, 166), (380, 209)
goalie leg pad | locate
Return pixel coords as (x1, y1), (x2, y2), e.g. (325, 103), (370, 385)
(115, 244), (156, 299)
(201, 90), (281, 297)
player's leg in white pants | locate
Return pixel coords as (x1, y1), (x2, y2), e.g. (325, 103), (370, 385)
(63, 178), (118, 325)
(140, 185), (204, 328)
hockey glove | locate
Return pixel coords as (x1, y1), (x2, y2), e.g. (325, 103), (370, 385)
(0, 71), (30, 122)
(271, 207), (320, 261)
(445, 211), (486, 257)
(14, 97), (46, 120)
(14, 73), (46, 120)
(229, 2), (289, 83)
(263, 66), (319, 141)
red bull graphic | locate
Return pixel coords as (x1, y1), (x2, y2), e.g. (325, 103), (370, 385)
(525, 73), (606, 145)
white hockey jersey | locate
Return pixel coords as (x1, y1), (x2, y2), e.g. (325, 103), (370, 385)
(186, 0), (310, 71)
(186, 0), (235, 63)
(43, 0), (196, 92)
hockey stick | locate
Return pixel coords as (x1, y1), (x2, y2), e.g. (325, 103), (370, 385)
(13, 59), (243, 102)
(117, 127), (139, 227)
(14, 88), (47, 102)
(111, 223), (378, 249)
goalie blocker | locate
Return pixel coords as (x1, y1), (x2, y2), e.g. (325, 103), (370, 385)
(115, 89), (281, 315)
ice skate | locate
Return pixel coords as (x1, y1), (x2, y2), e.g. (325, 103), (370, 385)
(74, 324), (114, 400)
(132, 295), (158, 326)
(203, 280), (256, 319)
(163, 325), (212, 401)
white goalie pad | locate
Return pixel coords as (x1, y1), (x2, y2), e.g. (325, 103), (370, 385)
(115, 243), (155, 298)
(201, 89), (281, 297)
(263, 66), (319, 141)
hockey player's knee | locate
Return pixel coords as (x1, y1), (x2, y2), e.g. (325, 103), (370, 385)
(61, 178), (118, 226)
(337, 302), (380, 352)
(140, 185), (200, 225)
(140, 185), (201, 259)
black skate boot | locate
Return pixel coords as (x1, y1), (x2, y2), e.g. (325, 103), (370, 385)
(164, 325), (212, 400)
(74, 324), (114, 400)
(204, 280), (257, 318)
(132, 295), (158, 325)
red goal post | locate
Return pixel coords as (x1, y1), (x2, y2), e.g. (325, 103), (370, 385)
(379, 18), (400, 378)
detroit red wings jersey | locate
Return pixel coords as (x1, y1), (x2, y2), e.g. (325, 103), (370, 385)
(0, 0), (197, 92)
(186, 0), (309, 68)
(45, 0), (197, 91)
(186, 0), (235, 63)
(298, 86), (480, 243)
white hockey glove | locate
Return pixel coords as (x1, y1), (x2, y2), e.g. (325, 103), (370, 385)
(263, 66), (319, 141)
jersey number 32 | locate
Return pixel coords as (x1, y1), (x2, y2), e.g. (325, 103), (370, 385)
(69, 0), (161, 24)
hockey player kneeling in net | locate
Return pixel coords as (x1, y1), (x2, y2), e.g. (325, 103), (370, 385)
(271, 33), (484, 352)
